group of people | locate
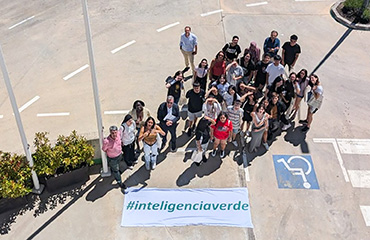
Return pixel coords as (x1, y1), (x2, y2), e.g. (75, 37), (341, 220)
(102, 26), (324, 188)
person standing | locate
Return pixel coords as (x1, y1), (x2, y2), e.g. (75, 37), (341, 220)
(210, 112), (233, 158)
(193, 116), (216, 166)
(202, 95), (222, 119)
(157, 95), (180, 152)
(263, 30), (280, 57)
(194, 58), (209, 91)
(222, 36), (242, 65)
(102, 126), (126, 189)
(209, 51), (226, 87)
(186, 82), (205, 136)
(281, 34), (301, 71)
(166, 70), (184, 104)
(227, 100), (244, 146)
(138, 117), (165, 170)
(253, 53), (271, 93)
(300, 74), (323, 133)
(120, 115), (136, 170)
(180, 26), (198, 72)
(244, 41), (261, 63)
(128, 100), (151, 152)
(249, 105), (269, 152)
(266, 55), (285, 88)
(225, 60), (244, 87)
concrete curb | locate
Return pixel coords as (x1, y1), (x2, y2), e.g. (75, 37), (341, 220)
(330, 1), (370, 31)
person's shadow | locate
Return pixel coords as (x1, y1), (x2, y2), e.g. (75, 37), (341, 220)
(284, 122), (309, 153)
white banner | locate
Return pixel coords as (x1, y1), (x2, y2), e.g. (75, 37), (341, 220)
(121, 188), (253, 228)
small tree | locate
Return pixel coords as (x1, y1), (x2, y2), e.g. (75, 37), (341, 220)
(343, 0), (370, 23)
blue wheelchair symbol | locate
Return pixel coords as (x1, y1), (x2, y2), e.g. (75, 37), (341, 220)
(273, 155), (319, 189)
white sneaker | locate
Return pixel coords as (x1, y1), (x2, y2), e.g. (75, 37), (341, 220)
(152, 161), (156, 170)
(145, 161), (150, 171)
(246, 131), (251, 137)
(220, 150), (225, 158)
(211, 149), (217, 157)
(127, 165), (134, 170)
(262, 142), (269, 151)
(282, 123), (291, 131)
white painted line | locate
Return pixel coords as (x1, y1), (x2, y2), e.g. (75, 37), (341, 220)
(348, 170), (370, 188)
(104, 110), (129, 115)
(246, 2), (268, 7)
(244, 168), (250, 182)
(63, 64), (89, 81)
(156, 22), (180, 32)
(8, 16), (35, 30)
(200, 9), (223, 17)
(177, 147), (197, 152)
(360, 206), (370, 227)
(336, 139), (370, 155)
(37, 112), (70, 117)
(111, 40), (136, 54)
(18, 96), (40, 113)
(313, 138), (349, 182)
(0, 115), (3, 119)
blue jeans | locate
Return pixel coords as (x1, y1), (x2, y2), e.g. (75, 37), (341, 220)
(108, 154), (122, 183)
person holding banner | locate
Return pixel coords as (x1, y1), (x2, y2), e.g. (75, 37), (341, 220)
(210, 112), (233, 158)
(192, 116), (216, 166)
(138, 117), (165, 170)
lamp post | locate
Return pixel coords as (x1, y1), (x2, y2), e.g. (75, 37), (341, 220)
(0, 44), (44, 194)
(81, 0), (110, 177)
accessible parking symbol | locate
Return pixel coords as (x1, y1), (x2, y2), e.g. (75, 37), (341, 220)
(273, 155), (319, 189)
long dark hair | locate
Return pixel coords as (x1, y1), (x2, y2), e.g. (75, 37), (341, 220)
(216, 111), (229, 124)
(215, 51), (225, 60)
(228, 85), (238, 104)
(308, 74), (320, 87)
(144, 116), (156, 129)
(298, 69), (308, 84)
(198, 58), (208, 69)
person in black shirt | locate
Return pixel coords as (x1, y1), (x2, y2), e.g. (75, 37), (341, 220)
(193, 116), (216, 165)
(185, 82), (205, 136)
(253, 53), (271, 92)
(239, 52), (256, 84)
(165, 70), (184, 104)
(281, 34), (301, 71)
(222, 36), (242, 64)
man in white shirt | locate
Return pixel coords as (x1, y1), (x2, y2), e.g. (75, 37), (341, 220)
(266, 55), (285, 87)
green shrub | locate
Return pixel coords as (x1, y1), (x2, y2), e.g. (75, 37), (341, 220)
(33, 131), (94, 177)
(0, 151), (32, 199)
(344, 0), (370, 22)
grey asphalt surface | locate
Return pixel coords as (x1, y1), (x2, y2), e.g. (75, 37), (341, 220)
(1, 0), (370, 239)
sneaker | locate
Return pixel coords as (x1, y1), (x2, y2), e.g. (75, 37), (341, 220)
(220, 150), (225, 158)
(171, 147), (177, 152)
(211, 149), (217, 157)
(117, 182), (126, 189)
(202, 156), (208, 163)
(183, 66), (190, 73)
(299, 119), (308, 125)
(127, 165), (134, 170)
(195, 162), (201, 167)
(232, 141), (238, 147)
(262, 142), (269, 151)
(151, 161), (156, 170)
(134, 159), (139, 164)
(145, 161), (150, 171)
(281, 123), (291, 131)
(302, 126), (310, 132)
(246, 131), (251, 137)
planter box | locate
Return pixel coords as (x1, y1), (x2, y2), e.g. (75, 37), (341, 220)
(45, 166), (90, 193)
(0, 195), (30, 214)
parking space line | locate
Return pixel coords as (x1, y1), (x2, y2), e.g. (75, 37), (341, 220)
(200, 9), (223, 17)
(37, 112), (70, 117)
(111, 40), (136, 54)
(295, 0), (324, 2)
(63, 64), (89, 81)
(313, 138), (349, 182)
(156, 22), (180, 32)
(104, 110), (129, 115)
(0, 115), (3, 119)
(8, 16), (35, 30)
(348, 170), (370, 188)
(246, 2), (268, 7)
(360, 206), (370, 227)
(336, 139), (370, 155)
(19, 95), (40, 113)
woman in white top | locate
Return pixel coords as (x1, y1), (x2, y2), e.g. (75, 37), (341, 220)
(120, 114), (136, 169)
(194, 58), (209, 91)
(300, 74), (323, 132)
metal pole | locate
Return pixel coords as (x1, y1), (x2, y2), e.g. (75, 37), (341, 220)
(81, 0), (110, 177)
(0, 44), (44, 194)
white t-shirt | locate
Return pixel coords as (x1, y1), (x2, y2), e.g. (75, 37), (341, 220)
(266, 63), (285, 86)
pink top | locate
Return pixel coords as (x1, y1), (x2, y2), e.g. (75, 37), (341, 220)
(102, 131), (122, 158)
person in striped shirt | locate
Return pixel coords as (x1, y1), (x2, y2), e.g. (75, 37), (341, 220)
(227, 100), (244, 147)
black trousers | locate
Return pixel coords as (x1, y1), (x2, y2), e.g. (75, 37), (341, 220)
(159, 122), (177, 150)
(122, 142), (135, 166)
